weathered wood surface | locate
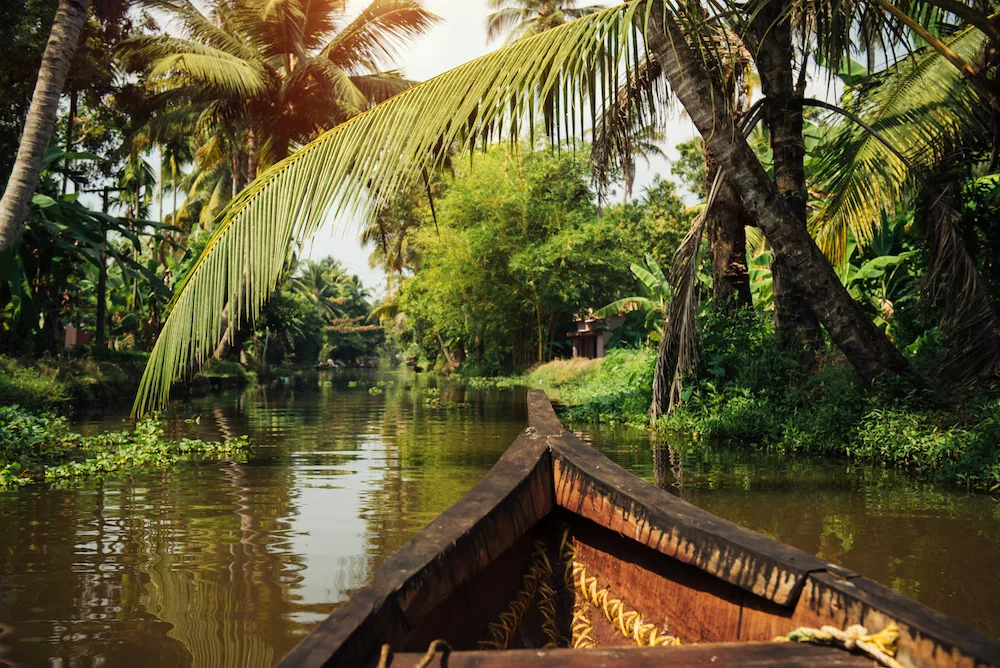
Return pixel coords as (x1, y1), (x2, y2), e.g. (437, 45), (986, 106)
(386, 643), (877, 667)
(566, 513), (753, 643)
(786, 573), (1000, 668)
(281, 390), (1000, 668)
(277, 429), (554, 667)
(548, 426), (830, 605)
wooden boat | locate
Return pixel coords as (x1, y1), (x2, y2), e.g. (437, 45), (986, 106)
(280, 390), (1000, 668)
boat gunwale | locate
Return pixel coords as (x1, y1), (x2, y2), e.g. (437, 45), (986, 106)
(278, 389), (1000, 668)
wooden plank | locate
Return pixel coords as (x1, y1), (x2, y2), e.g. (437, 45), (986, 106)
(526, 390), (565, 436)
(399, 528), (547, 652)
(278, 431), (554, 668)
(548, 426), (830, 607)
(386, 643), (877, 667)
(566, 513), (744, 643)
(789, 573), (1000, 668)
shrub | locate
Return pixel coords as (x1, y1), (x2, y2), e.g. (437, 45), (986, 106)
(0, 404), (251, 488)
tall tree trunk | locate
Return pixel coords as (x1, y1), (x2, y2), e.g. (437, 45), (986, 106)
(62, 89), (77, 195)
(705, 152), (752, 310)
(95, 187), (109, 348)
(0, 0), (90, 252)
(437, 331), (457, 368)
(646, 3), (914, 383)
(215, 141), (252, 361)
(748, 0), (824, 349)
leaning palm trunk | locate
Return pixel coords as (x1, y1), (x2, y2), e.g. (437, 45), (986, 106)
(0, 0), (91, 252)
(704, 152), (752, 310)
(646, 2), (914, 387)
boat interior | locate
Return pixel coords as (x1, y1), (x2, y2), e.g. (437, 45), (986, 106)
(279, 391), (1000, 668)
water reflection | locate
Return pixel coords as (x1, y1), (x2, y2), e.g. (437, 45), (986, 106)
(0, 372), (996, 667)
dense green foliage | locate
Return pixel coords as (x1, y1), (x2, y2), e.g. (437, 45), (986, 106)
(248, 258), (380, 369)
(380, 145), (690, 372)
(0, 404), (250, 488)
(513, 313), (1000, 491)
(0, 349), (256, 411)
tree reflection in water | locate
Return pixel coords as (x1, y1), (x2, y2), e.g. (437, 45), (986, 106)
(0, 372), (996, 667)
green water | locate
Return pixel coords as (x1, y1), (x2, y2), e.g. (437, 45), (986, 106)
(0, 370), (996, 666)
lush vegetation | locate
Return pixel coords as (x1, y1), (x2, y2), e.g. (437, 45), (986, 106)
(377, 145), (689, 373)
(1, 0), (999, 494)
(0, 404), (250, 488)
(502, 319), (1000, 491)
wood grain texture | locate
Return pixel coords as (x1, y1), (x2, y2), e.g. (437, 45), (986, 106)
(549, 427), (829, 607)
(280, 391), (1000, 668)
(789, 573), (1000, 668)
(566, 512), (744, 643)
(385, 642), (878, 667)
(277, 430), (554, 668)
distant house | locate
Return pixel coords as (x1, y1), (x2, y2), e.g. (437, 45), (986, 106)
(64, 324), (92, 348)
(567, 315), (624, 359)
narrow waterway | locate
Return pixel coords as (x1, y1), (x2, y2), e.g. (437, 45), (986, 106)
(0, 370), (997, 666)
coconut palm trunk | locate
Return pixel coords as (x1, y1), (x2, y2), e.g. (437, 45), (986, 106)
(747, 0), (824, 349)
(0, 0), (91, 253)
(646, 3), (913, 385)
(705, 152), (752, 310)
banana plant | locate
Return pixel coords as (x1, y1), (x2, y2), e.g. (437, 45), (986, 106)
(595, 254), (672, 342)
(837, 231), (914, 337)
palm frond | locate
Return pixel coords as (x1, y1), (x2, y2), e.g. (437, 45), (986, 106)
(486, 7), (533, 44)
(142, 0), (257, 60)
(809, 26), (990, 262)
(350, 71), (416, 105)
(133, 2), (648, 415)
(144, 47), (270, 98)
(322, 0), (440, 70)
(650, 186), (713, 419)
(594, 296), (655, 317)
(924, 183), (1000, 389)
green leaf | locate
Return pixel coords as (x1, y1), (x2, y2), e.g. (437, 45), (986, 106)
(133, 2), (645, 416)
(32, 194), (58, 209)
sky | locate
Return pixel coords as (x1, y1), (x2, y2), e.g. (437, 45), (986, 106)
(305, 0), (699, 298)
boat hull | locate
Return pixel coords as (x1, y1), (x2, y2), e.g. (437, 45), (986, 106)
(280, 391), (1000, 668)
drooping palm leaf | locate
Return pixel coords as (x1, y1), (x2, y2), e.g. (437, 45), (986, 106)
(133, 2), (649, 415)
(924, 183), (1000, 388)
(809, 26), (990, 262)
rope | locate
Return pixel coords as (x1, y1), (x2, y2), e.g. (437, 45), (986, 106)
(537, 570), (561, 647)
(478, 540), (552, 650)
(562, 529), (680, 648)
(375, 639), (451, 668)
(559, 528), (596, 648)
(775, 623), (903, 668)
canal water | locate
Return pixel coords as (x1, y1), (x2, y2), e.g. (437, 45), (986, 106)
(0, 371), (997, 666)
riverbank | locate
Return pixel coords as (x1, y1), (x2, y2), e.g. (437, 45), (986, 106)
(471, 338), (1000, 493)
(0, 404), (250, 488)
(0, 349), (255, 412)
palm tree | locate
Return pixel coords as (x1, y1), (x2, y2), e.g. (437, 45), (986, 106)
(294, 258), (356, 320)
(0, 0), (91, 253)
(125, 0), (439, 174)
(131, 2), (919, 416)
(809, 24), (1000, 388)
(126, 0), (436, 359)
(486, 0), (605, 44)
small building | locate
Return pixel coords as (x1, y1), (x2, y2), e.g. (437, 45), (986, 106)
(64, 324), (92, 348)
(567, 315), (624, 359)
